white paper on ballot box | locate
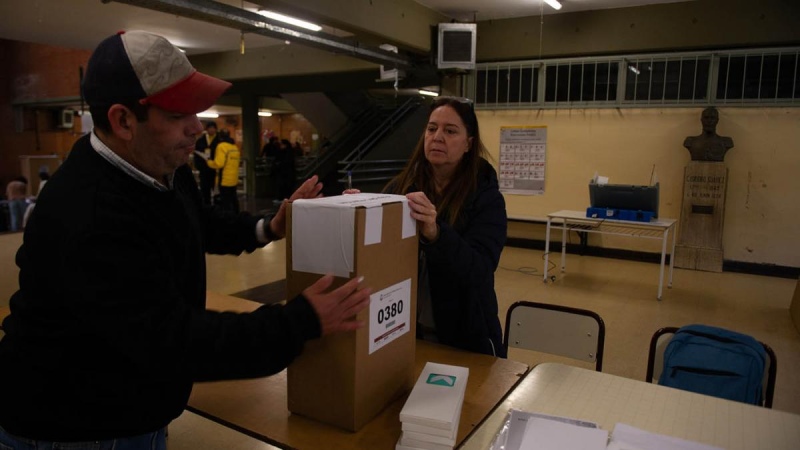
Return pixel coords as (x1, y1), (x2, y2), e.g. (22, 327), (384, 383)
(291, 194), (415, 277)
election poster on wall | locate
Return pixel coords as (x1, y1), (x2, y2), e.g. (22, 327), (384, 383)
(498, 126), (547, 195)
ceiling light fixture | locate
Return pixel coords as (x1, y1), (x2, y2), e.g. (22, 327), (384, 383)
(543, 0), (562, 11)
(418, 89), (439, 97)
(258, 111), (273, 117)
(628, 65), (641, 75)
(257, 10), (322, 32)
(197, 112), (219, 119)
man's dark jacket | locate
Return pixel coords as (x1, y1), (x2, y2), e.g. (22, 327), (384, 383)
(0, 134), (320, 441)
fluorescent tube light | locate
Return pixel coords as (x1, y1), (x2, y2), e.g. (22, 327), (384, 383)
(628, 65), (641, 75)
(419, 89), (439, 97)
(258, 111), (273, 117)
(197, 112), (219, 119)
(543, 0), (562, 11)
(258, 10), (322, 32)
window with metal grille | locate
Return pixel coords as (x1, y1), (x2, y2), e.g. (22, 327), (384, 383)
(467, 47), (799, 109)
(623, 57), (710, 103)
(545, 61), (619, 103)
(476, 64), (538, 106)
(718, 51), (800, 103)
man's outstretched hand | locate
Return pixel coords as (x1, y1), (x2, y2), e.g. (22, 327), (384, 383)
(268, 175), (323, 239)
(303, 274), (371, 336)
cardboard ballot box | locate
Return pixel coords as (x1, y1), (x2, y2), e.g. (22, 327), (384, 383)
(286, 193), (418, 431)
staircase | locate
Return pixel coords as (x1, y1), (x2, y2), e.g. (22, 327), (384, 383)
(296, 93), (427, 196)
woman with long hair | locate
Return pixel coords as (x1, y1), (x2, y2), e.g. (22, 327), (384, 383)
(385, 96), (507, 357)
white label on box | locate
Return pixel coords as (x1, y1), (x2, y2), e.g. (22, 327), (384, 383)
(401, 201), (416, 240)
(364, 206), (383, 245)
(369, 278), (411, 355)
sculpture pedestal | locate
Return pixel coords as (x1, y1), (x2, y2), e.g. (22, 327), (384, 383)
(674, 162), (727, 272)
(790, 277), (800, 335)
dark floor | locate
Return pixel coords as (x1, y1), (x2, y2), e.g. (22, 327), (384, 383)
(231, 279), (286, 305)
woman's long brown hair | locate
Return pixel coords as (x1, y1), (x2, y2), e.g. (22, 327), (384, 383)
(384, 97), (489, 226)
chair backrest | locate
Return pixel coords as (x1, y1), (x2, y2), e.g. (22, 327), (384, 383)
(646, 326), (777, 408)
(504, 301), (605, 371)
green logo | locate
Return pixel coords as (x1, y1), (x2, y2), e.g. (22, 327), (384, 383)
(426, 374), (456, 387)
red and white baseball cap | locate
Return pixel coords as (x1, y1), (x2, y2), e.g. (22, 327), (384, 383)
(82, 30), (231, 115)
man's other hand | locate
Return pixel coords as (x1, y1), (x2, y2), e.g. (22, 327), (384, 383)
(303, 274), (371, 336)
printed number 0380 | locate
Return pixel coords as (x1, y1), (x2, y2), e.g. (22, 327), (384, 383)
(377, 300), (404, 324)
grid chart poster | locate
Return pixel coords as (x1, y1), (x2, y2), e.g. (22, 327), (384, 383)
(499, 126), (547, 195)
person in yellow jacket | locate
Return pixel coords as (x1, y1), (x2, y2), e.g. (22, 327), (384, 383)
(205, 129), (241, 213)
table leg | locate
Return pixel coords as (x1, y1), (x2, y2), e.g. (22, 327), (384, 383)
(543, 218), (552, 283)
(560, 220), (567, 273)
(668, 223), (677, 288)
(658, 227), (668, 300)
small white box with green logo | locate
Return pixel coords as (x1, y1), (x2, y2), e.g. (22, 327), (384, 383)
(399, 362), (469, 431)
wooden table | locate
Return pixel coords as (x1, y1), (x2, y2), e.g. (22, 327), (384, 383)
(460, 363), (800, 450)
(169, 410), (280, 450)
(189, 292), (529, 449)
(544, 210), (678, 300)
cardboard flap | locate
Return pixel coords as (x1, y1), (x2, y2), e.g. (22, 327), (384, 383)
(291, 194), (414, 277)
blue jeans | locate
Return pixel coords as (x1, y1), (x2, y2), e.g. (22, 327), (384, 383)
(0, 426), (166, 450)
(8, 199), (28, 232)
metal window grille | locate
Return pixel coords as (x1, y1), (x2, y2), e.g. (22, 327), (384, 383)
(467, 47), (799, 109)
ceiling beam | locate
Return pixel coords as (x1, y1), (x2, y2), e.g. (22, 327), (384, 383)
(246, 0), (450, 53)
(106, 0), (414, 68)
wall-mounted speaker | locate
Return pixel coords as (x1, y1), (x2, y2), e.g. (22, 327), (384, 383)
(437, 23), (476, 70)
(58, 109), (74, 129)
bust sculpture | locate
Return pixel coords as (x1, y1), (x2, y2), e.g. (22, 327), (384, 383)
(683, 107), (734, 162)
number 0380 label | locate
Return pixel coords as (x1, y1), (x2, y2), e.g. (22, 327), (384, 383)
(368, 278), (412, 355)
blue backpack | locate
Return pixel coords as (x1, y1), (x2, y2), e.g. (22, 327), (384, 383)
(658, 324), (766, 405)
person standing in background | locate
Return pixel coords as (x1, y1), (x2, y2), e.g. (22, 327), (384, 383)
(204, 128), (241, 213)
(5, 176), (28, 232)
(261, 135), (279, 159)
(273, 139), (296, 203)
(37, 170), (51, 196)
(194, 121), (220, 205)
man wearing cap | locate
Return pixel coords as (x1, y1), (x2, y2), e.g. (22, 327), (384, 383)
(0, 30), (371, 448)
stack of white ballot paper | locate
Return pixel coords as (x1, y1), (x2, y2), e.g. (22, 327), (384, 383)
(489, 409), (723, 450)
(396, 362), (469, 450)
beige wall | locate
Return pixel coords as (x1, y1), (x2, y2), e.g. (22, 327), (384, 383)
(478, 107), (800, 266)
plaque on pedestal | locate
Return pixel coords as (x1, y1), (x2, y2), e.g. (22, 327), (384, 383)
(674, 107), (733, 272)
(674, 163), (727, 272)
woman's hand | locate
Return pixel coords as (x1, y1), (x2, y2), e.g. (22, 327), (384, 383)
(342, 189), (361, 195)
(406, 191), (439, 242)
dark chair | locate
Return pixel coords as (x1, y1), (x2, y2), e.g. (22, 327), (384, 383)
(504, 301), (605, 371)
(645, 326), (777, 408)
